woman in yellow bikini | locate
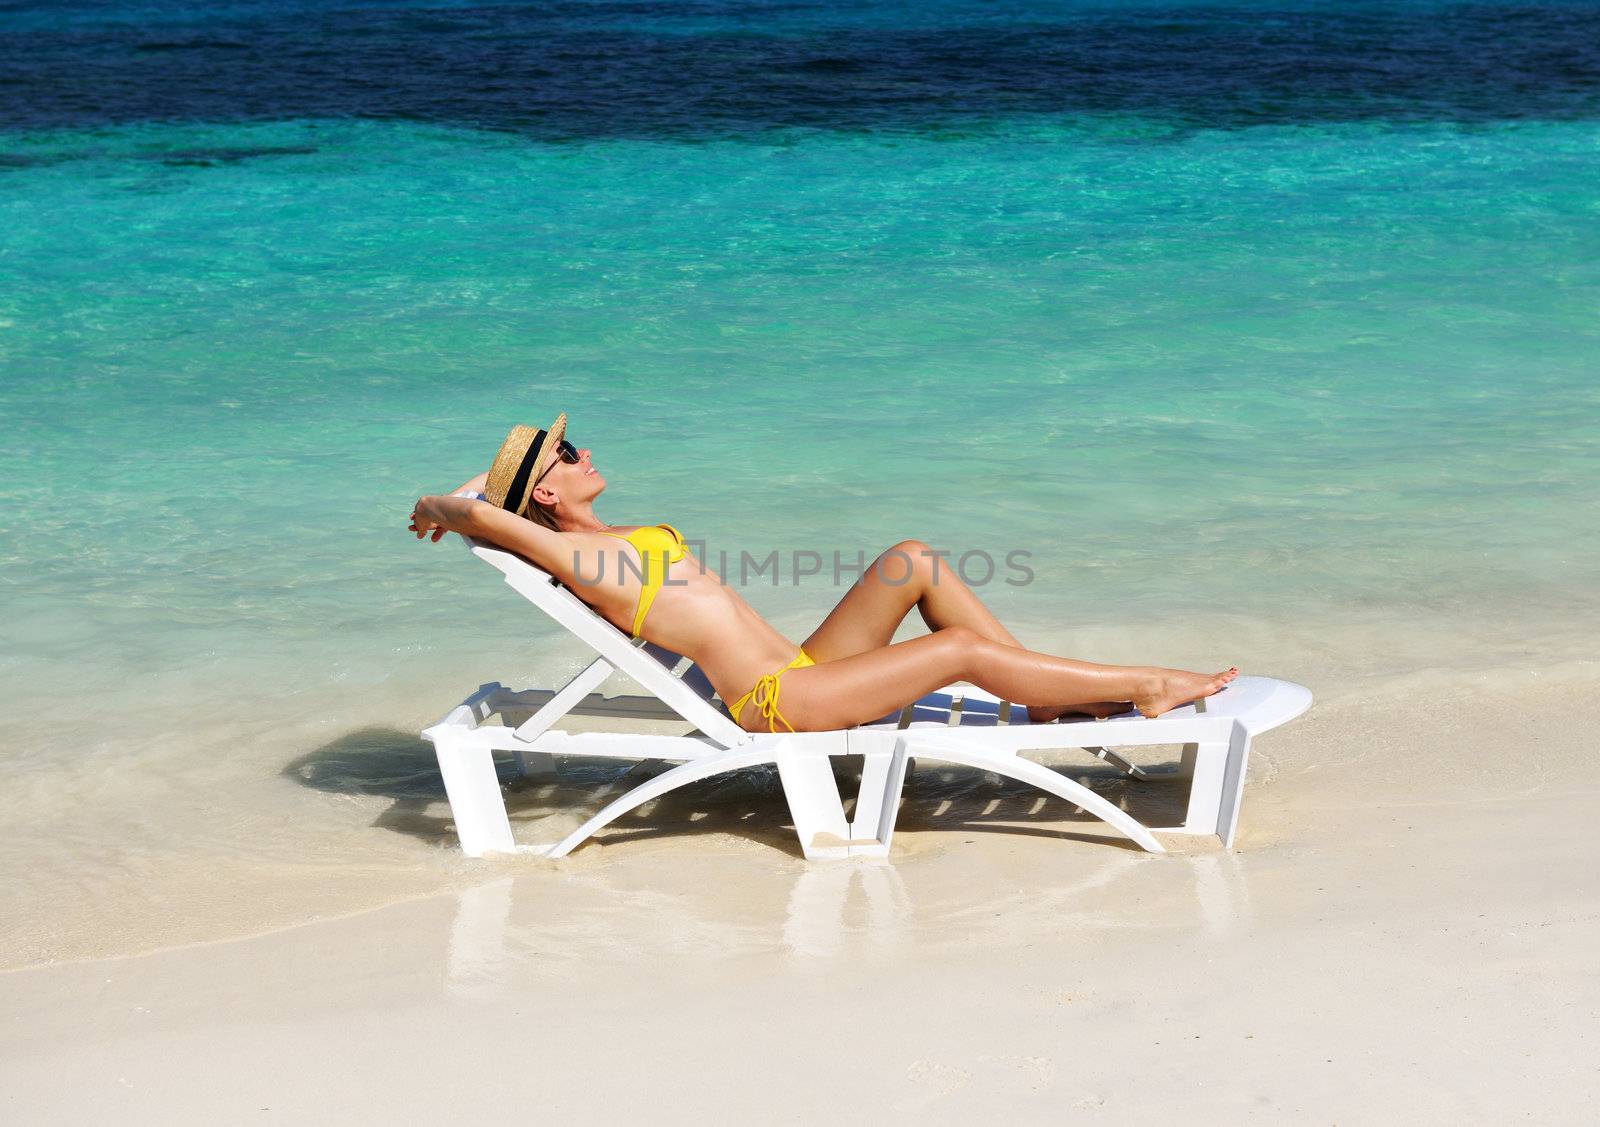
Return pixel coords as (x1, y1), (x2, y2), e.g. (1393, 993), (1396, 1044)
(408, 414), (1237, 733)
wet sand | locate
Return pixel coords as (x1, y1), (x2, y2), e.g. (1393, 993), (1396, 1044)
(4, 670), (1597, 1123)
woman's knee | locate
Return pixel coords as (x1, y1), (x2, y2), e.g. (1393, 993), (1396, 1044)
(931, 624), (985, 677)
(874, 539), (938, 588)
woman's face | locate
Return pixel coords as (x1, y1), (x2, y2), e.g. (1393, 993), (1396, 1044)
(536, 444), (604, 504)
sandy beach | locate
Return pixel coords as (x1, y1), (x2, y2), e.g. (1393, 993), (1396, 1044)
(6, 665), (1597, 1123)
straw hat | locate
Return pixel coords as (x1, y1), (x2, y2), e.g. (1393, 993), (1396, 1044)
(485, 413), (568, 517)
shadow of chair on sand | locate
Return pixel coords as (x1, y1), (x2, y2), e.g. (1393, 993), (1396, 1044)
(282, 702), (1200, 859)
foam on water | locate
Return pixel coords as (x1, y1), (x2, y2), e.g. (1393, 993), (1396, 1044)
(2, 1), (1598, 965)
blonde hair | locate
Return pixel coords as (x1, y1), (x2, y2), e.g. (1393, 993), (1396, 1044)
(524, 498), (562, 532)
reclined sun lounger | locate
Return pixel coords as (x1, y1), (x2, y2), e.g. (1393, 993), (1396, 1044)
(422, 526), (1312, 861)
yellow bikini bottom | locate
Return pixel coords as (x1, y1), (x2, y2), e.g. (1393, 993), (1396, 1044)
(727, 648), (815, 733)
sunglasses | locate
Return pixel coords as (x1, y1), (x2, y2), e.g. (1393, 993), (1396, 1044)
(533, 438), (581, 486)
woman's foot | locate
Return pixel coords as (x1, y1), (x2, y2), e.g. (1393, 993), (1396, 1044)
(1027, 701), (1134, 723)
(1133, 667), (1239, 718)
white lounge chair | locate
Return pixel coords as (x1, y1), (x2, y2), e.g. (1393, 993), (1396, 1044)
(421, 527), (1312, 861)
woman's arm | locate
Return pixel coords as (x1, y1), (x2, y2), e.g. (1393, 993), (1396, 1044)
(408, 494), (577, 582)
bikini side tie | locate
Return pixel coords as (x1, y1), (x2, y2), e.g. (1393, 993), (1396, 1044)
(749, 672), (797, 733)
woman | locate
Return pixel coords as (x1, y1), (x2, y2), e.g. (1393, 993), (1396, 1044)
(409, 415), (1237, 734)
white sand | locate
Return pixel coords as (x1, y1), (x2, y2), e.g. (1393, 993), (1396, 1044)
(4, 669), (1598, 1122)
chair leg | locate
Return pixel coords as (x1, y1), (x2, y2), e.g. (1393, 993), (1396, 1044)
(847, 731), (910, 858)
(539, 740), (860, 862)
(433, 735), (516, 857)
(914, 745), (1165, 853)
(539, 746), (777, 859)
(852, 752), (892, 840)
(1089, 745), (1149, 779)
(775, 741), (853, 860)
(1172, 741), (1227, 837)
(1216, 724), (1253, 849)
(511, 749), (558, 781)
(1174, 742), (1200, 780)
(1158, 727), (1250, 846)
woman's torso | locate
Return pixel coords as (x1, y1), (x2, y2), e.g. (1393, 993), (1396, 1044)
(549, 525), (802, 713)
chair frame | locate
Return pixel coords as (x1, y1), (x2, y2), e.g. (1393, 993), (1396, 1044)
(422, 533), (1312, 860)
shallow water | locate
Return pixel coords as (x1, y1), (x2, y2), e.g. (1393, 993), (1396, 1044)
(3, 1), (1598, 966)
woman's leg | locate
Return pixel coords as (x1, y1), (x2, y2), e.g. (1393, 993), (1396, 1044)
(800, 539), (1127, 719)
(775, 625), (1236, 732)
(802, 539), (1024, 657)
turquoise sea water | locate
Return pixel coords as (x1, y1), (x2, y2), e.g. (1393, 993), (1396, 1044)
(3, 1), (1599, 963)
(6, 115), (1598, 717)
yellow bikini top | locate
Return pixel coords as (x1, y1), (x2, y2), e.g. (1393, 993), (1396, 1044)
(597, 523), (687, 638)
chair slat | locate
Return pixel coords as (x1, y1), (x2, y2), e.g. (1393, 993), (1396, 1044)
(679, 663), (718, 703)
(640, 642), (687, 672)
(908, 692), (955, 727)
(957, 698), (1001, 727)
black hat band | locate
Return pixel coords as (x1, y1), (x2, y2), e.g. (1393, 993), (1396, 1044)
(503, 428), (548, 514)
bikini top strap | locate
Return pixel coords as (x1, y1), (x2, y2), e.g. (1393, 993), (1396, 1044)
(597, 524), (682, 548)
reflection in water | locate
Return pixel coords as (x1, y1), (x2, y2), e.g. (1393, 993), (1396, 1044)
(782, 862), (911, 960)
(1188, 852), (1252, 939)
(442, 843), (1254, 990)
(446, 877), (515, 1000)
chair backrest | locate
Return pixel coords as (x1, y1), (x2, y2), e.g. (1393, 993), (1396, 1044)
(460, 534), (751, 747)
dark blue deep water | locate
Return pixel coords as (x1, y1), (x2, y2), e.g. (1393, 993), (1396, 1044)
(4, 2), (1600, 137)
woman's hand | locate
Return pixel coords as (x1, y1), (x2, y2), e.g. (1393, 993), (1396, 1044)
(409, 494), (483, 542)
(409, 498), (447, 542)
